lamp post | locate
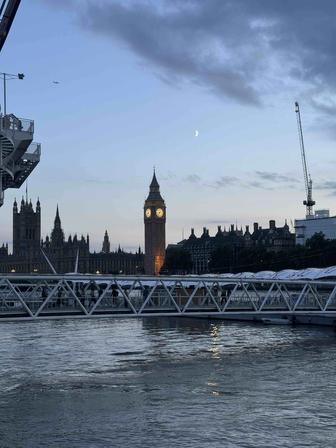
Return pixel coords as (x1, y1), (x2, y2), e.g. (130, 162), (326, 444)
(0, 72), (24, 115)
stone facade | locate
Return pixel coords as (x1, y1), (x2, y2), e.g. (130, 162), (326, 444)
(171, 220), (295, 274)
(13, 197), (41, 258)
(0, 199), (144, 274)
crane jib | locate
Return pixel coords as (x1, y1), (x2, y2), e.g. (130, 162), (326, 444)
(295, 102), (315, 217)
(0, 0), (21, 53)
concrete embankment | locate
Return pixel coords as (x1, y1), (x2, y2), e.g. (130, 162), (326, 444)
(207, 312), (336, 327)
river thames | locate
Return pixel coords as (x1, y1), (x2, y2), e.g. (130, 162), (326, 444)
(0, 317), (335, 447)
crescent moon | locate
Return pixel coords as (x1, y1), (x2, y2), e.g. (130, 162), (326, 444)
(194, 130), (199, 137)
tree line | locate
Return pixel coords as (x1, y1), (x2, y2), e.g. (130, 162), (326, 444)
(163, 233), (336, 274)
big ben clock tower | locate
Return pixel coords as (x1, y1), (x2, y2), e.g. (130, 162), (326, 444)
(144, 171), (166, 275)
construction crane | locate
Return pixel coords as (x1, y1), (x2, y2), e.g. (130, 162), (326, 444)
(0, 0), (21, 53)
(295, 101), (315, 218)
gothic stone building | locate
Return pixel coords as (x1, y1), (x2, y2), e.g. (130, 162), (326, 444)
(0, 198), (144, 274)
(170, 220), (295, 274)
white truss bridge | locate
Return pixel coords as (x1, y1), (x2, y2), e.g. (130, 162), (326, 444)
(1, 274), (336, 322)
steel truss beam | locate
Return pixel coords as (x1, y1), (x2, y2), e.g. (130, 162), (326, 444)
(0, 274), (335, 320)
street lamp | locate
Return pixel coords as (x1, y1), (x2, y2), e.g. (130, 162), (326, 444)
(0, 72), (24, 115)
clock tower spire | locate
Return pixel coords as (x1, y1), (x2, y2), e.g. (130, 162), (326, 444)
(144, 170), (166, 275)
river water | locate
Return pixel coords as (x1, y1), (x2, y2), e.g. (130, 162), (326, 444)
(0, 317), (335, 447)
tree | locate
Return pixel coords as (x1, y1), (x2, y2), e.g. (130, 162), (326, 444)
(305, 232), (327, 250)
(163, 247), (193, 274)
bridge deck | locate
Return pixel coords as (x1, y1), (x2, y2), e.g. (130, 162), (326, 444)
(0, 274), (336, 322)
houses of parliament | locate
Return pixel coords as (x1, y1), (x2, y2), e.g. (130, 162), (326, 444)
(0, 173), (167, 275)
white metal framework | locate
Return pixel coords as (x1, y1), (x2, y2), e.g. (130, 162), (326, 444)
(0, 114), (41, 206)
(1, 274), (336, 321)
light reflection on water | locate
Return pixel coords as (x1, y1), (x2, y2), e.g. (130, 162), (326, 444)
(0, 317), (335, 447)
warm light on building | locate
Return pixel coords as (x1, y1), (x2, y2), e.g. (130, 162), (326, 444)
(154, 256), (164, 276)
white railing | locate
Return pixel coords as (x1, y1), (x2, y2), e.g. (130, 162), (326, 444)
(0, 274), (336, 320)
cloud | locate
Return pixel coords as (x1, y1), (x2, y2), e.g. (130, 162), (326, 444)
(182, 171), (299, 190)
(69, 0), (336, 109)
(83, 178), (117, 185)
(315, 180), (336, 196)
(315, 181), (336, 190)
(184, 174), (201, 184)
(182, 171), (302, 190)
(161, 171), (177, 181)
(310, 98), (336, 117)
(80, 0), (262, 105)
(40, 0), (78, 9)
(309, 96), (336, 136)
(246, 180), (275, 190)
(255, 171), (300, 184)
(212, 176), (239, 188)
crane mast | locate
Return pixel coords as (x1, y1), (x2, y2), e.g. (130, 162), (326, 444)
(295, 101), (315, 218)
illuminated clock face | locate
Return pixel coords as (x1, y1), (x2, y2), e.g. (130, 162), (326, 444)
(156, 208), (164, 218)
(145, 208), (151, 218)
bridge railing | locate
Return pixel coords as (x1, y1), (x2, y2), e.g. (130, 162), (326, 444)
(0, 274), (336, 319)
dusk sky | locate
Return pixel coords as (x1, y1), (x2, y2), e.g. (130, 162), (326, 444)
(1, 0), (336, 252)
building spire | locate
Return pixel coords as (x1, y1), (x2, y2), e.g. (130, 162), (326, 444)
(150, 170), (159, 190)
(54, 205), (61, 227)
(51, 204), (64, 245)
(102, 230), (110, 253)
(146, 170), (163, 201)
(25, 182), (28, 204)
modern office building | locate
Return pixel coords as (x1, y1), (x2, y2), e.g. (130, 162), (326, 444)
(295, 210), (336, 245)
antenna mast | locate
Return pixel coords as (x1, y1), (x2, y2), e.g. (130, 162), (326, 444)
(295, 102), (315, 218)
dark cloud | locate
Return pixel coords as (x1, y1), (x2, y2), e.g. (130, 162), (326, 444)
(73, 0), (336, 107)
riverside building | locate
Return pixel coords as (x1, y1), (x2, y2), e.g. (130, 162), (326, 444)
(294, 210), (336, 245)
(170, 220), (295, 274)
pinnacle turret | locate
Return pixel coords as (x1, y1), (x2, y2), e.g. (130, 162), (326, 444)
(51, 205), (64, 245)
(102, 230), (110, 254)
